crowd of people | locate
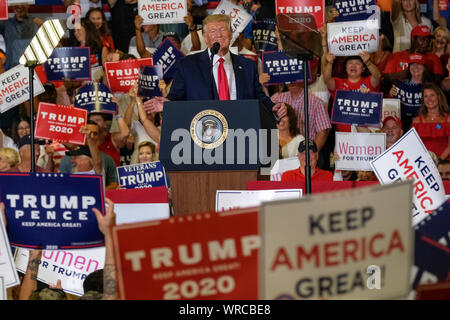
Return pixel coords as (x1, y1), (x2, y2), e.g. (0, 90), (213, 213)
(0, 0), (449, 300)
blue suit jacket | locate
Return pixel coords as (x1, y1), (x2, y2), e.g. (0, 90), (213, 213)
(166, 49), (275, 112)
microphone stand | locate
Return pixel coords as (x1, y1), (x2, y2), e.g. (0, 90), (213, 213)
(209, 43), (220, 100)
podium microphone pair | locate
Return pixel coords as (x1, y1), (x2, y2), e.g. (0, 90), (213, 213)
(209, 42), (280, 124)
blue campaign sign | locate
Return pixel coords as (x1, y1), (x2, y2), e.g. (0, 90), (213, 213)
(333, 0), (376, 22)
(44, 47), (91, 81)
(416, 200), (450, 247)
(0, 173), (105, 250)
(74, 82), (118, 114)
(117, 161), (168, 189)
(331, 90), (382, 127)
(394, 80), (423, 117)
(153, 38), (185, 82)
(262, 51), (311, 85)
(253, 19), (278, 53)
(138, 65), (163, 98)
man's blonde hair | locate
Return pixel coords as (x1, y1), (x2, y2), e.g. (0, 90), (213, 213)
(203, 14), (232, 33)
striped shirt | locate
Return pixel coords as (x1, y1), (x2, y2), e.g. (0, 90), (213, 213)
(271, 90), (331, 140)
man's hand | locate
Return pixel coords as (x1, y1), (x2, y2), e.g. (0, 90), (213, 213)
(259, 73), (270, 86)
(143, 96), (168, 114)
(92, 197), (116, 236)
(184, 13), (194, 29)
(134, 15), (143, 31)
(272, 102), (287, 119)
(80, 125), (99, 142)
(359, 51), (371, 64)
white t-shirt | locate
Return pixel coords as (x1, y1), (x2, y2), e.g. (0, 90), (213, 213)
(392, 15), (433, 53)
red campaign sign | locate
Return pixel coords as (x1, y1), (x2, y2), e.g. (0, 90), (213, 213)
(275, 0), (325, 30)
(0, 0), (7, 20)
(34, 102), (87, 145)
(104, 57), (153, 93)
(112, 209), (259, 300)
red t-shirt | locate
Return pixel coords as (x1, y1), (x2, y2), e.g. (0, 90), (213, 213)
(384, 50), (445, 75)
(281, 167), (334, 182)
(99, 133), (121, 166)
(331, 77), (377, 132)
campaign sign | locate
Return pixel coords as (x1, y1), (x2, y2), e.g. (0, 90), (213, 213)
(253, 19), (278, 53)
(152, 38), (185, 82)
(262, 51), (311, 85)
(275, 0), (325, 29)
(0, 212), (20, 288)
(112, 209), (259, 300)
(213, 0), (253, 44)
(0, 277), (4, 300)
(216, 189), (302, 212)
(106, 187), (170, 224)
(104, 57), (153, 93)
(382, 99), (401, 122)
(74, 82), (117, 114)
(138, 0), (187, 25)
(0, 0), (7, 20)
(34, 102), (87, 145)
(333, 0), (377, 23)
(259, 182), (413, 299)
(0, 64), (45, 113)
(331, 90), (382, 127)
(0, 173), (105, 250)
(137, 65), (163, 98)
(117, 161), (168, 189)
(44, 47), (91, 81)
(394, 80), (423, 117)
(270, 157), (301, 181)
(370, 128), (447, 225)
(335, 132), (386, 171)
(327, 20), (378, 56)
(14, 247), (105, 296)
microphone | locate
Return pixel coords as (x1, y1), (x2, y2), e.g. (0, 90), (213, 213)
(211, 42), (220, 57)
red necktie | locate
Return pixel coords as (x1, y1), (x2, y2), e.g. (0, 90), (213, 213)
(217, 58), (230, 100)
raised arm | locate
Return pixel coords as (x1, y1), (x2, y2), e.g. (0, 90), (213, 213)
(19, 250), (42, 300)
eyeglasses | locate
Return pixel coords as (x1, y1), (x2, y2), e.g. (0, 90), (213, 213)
(18, 126), (30, 131)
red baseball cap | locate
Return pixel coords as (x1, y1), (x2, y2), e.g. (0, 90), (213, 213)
(411, 25), (433, 38)
(409, 53), (427, 65)
(383, 116), (402, 129)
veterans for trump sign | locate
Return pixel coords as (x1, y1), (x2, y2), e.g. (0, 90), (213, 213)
(0, 64), (45, 113)
(259, 182), (414, 299)
(327, 21), (378, 56)
(370, 128), (447, 225)
(331, 90), (382, 127)
(34, 102), (87, 145)
(335, 132), (386, 171)
(112, 209), (259, 300)
(117, 161), (168, 189)
(0, 173), (105, 250)
(152, 38), (185, 82)
(138, 0), (187, 25)
(275, 0), (325, 29)
(104, 57), (154, 93)
(262, 51), (310, 85)
(15, 247), (105, 296)
(44, 47), (91, 81)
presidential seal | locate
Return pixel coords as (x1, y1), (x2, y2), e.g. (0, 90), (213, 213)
(190, 109), (228, 149)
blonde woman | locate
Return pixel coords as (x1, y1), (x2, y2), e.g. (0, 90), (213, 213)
(0, 147), (20, 171)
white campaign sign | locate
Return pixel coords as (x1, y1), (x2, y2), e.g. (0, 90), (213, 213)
(327, 20), (378, 56)
(213, 0), (253, 45)
(0, 216), (20, 288)
(0, 64), (45, 113)
(0, 277), (5, 300)
(370, 128), (446, 225)
(14, 247), (105, 296)
(7, 0), (35, 4)
(382, 99), (401, 122)
(138, 0), (187, 25)
(335, 132), (386, 171)
(270, 157), (301, 181)
(259, 182), (414, 300)
(216, 189), (302, 212)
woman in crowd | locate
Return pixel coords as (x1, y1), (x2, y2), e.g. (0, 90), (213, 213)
(86, 8), (115, 51)
(278, 104), (305, 159)
(0, 148), (20, 172)
(10, 116), (31, 146)
(137, 141), (156, 164)
(74, 18), (108, 67)
(412, 82), (450, 160)
(432, 26), (449, 58)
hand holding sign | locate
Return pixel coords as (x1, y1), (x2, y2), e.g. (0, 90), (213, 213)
(92, 198), (116, 236)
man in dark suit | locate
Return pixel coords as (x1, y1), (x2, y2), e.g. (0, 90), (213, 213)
(144, 14), (286, 119)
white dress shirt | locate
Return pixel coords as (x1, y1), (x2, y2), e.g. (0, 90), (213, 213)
(208, 49), (237, 100)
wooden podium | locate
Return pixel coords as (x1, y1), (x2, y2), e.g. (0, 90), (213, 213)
(160, 100), (276, 216)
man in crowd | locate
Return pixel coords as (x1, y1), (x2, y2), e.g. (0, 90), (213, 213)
(281, 140), (334, 182)
(438, 160), (450, 180)
(381, 116), (403, 148)
(144, 14), (286, 120)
